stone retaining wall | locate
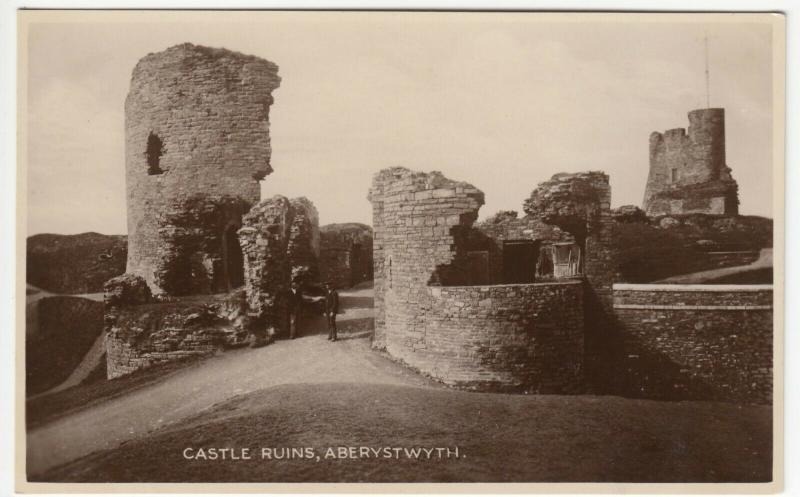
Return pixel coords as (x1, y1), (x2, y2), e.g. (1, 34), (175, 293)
(613, 284), (772, 403)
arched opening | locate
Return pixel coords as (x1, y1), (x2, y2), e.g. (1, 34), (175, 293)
(145, 132), (164, 175)
(222, 224), (245, 291)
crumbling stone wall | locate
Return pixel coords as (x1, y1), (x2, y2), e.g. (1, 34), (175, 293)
(287, 197), (321, 283)
(613, 284), (772, 404)
(524, 171), (615, 308)
(370, 168), (586, 392)
(104, 274), (251, 379)
(471, 211), (573, 284)
(125, 43), (281, 295)
(370, 167), (485, 351)
(319, 223), (374, 288)
(238, 196), (320, 340)
(154, 195), (251, 295)
(520, 172), (617, 390)
(643, 108), (739, 216)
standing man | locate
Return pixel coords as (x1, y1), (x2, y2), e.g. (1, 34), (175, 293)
(324, 282), (339, 342)
(288, 282), (302, 340)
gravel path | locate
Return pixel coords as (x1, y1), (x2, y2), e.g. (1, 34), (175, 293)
(26, 283), (431, 476)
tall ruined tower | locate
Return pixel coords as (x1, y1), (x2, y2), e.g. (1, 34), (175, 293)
(124, 43), (280, 295)
(643, 108), (738, 216)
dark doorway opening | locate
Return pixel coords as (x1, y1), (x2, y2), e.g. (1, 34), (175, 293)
(502, 240), (538, 284)
(222, 224), (245, 291)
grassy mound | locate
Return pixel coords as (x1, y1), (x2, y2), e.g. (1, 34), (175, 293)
(37, 383), (771, 483)
(27, 232), (126, 294)
(613, 214), (772, 283)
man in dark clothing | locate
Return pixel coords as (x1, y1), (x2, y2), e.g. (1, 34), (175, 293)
(288, 283), (302, 339)
(324, 283), (339, 342)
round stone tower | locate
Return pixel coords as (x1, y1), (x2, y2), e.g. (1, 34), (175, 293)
(125, 43), (281, 295)
(687, 108), (726, 181)
(643, 108), (737, 216)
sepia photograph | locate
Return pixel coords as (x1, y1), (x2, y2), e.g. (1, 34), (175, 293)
(14, 9), (785, 492)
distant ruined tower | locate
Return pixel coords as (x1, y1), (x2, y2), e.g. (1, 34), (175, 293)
(124, 43), (281, 295)
(642, 108), (739, 216)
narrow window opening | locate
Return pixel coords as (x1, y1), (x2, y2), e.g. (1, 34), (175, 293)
(670, 167), (678, 183)
(145, 132), (164, 175)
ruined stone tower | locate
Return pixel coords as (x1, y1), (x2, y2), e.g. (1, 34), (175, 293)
(643, 108), (738, 216)
(124, 43), (280, 295)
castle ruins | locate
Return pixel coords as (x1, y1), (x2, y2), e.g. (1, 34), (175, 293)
(643, 108), (739, 216)
(103, 43), (771, 404)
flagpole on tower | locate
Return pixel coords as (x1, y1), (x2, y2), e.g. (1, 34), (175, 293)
(704, 33), (710, 108)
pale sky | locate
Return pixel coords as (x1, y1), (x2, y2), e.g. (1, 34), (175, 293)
(24, 12), (776, 235)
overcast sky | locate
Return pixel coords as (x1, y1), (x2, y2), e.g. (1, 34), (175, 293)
(24, 12), (776, 235)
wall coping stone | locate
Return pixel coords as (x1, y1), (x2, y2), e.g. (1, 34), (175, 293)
(429, 280), (583, 291)
(614, 304), (772, 311)
(613, 283), (772, 292)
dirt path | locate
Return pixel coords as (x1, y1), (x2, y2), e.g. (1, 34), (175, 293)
(26, 283), (104, 304)
(26, 283), (434, 476)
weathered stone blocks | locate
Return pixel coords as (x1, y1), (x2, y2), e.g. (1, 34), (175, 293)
(613, 284), (772, 403)
(238, 195), (320, 340)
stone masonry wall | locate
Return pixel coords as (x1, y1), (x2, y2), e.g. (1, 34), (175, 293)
(643, 108), (738, 216)
(369, 167), (485, 351)
(613, 284), (772, 403)
(125, 43), (280, 294)
(415, 281), (584, 392)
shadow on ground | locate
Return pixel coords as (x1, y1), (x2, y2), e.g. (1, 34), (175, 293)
(36, 382), (772, 483)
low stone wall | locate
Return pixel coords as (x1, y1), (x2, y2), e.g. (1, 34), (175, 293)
(613, 284), (772, 403)
(385, 280), (584, 392)
(105, 295), (250, 379)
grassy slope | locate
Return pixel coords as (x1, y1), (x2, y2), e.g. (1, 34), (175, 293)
(26, 296), (104, 396)
(38, 383), (771, 483)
